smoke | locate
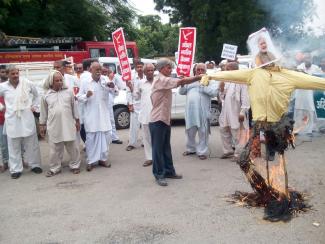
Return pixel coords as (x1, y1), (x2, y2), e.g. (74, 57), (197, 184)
(307, 0), (325, 35)
(254, 0), (324, 66)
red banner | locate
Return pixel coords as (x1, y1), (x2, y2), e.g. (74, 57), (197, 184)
(0, 51), (88, 63)
(176, 27), (196, 77)
(112, 28), (132, 81)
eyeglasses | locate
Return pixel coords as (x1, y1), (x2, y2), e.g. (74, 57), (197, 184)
(196, 68), (206, 71)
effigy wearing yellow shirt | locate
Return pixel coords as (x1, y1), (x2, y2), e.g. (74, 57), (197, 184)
(201, 67), (325, 123)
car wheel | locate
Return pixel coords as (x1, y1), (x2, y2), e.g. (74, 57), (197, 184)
(210, 102), (221, 126)
(114, 107), (130, 129)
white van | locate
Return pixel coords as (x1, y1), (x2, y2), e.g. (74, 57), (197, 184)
(98, 57), (157, 76)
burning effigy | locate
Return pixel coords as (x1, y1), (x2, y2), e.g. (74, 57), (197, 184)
(232, 115), (311, 222)
(201, 28), (325, 221)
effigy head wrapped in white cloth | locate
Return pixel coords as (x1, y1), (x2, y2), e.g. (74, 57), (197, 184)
(247, 27), (281, 68)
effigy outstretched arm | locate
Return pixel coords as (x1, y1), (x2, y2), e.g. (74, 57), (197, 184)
(282, 69), (325, 90)
(201, 69), (253, 86)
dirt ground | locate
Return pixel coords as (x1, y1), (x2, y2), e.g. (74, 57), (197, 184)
(0, 124), (324, 244)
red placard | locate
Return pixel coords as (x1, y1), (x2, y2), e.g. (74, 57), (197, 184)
(112, 28), (132, 81)
(176, 27), (196, 77)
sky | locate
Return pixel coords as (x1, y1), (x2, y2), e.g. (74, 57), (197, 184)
(128, 0), (170, 24)
(129, 0), (325, 34)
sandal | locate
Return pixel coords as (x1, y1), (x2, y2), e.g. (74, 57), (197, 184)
(45, 170), (61, 177)
(71, 168), (80, 174)
(198, 155), (207, 160)
(86, 164), (93, 172)
(98, 160), (111, 168)
(182, 151), (196, 156)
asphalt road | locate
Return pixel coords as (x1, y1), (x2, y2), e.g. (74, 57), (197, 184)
(0, 123), (324, 244)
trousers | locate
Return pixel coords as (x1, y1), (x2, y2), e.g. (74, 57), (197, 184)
(149, 121), (176, 179)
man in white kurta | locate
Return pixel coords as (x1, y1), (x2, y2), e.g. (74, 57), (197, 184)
(0, 66), (42, 179)
(126, 62), (146, 151)
(40, 70), (81, 176)
(294, 54), (321, 137)
(179, 63), (218, 160)
(133, 63), (155, 166)
(77, 62), (113, 171)
(218, 62), (250, 161)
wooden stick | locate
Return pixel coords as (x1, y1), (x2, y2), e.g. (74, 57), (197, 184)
(266, 159), (270, 186)
(280, 154), (289, 198)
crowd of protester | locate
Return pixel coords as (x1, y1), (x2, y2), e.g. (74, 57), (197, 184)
(0, 51), (324, 186)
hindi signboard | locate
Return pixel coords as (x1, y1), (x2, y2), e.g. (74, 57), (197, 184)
(176, 27), (196, 77)
(112, 28), (132, 81)
(312, 74), (325, 119)
(221, 43), (238, 61)
(314, 91), (325, 119)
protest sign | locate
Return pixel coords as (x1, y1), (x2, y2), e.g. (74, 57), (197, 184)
(112, 28), (132, 81)
(221, 43), (238, 60)
(176, 27), (196, 77)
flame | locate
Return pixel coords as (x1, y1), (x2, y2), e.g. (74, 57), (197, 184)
(268, 155), (289, 198)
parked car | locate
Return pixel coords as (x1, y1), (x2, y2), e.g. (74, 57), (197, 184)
(98, 57), (157, 75)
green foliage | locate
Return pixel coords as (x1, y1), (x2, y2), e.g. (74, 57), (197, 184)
(136, 15), (178, 58)
(0, 0), (136, 41)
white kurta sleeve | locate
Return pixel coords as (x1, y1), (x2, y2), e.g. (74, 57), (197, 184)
(39, 96), (48, 125)
(70, 91), (79, 120)
(126, 86), (133, 105)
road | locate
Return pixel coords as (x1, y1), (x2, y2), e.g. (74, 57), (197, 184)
(0, 123), (324, 244)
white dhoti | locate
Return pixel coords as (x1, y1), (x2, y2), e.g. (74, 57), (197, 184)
(294, 109), (316, 135)
(186, 126), (209, 156)
(86, 131), (111, 165)
(7, 133), (41, 173)
(49, 140), (81, 173)
(128, 111), (141, 146)
(220, 126), (244, 157)
(142, 124), (152, 160)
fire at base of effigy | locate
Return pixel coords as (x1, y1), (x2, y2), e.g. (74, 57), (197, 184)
(227, 114), (311, 222)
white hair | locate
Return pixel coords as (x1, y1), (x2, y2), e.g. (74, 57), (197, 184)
(156, 58), (174, 71)
(143, 63), (155, 72)
(7, 64), (19, 72)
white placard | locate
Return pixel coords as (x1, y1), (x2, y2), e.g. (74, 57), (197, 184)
(221, 43), (238, 60)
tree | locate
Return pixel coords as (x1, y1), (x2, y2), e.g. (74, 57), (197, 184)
(136, 15), (178, 58)
(154, 0), (316, 61)
(0, 0), (137, 41)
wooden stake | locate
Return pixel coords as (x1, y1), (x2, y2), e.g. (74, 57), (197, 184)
(280, 154), (289, 198)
